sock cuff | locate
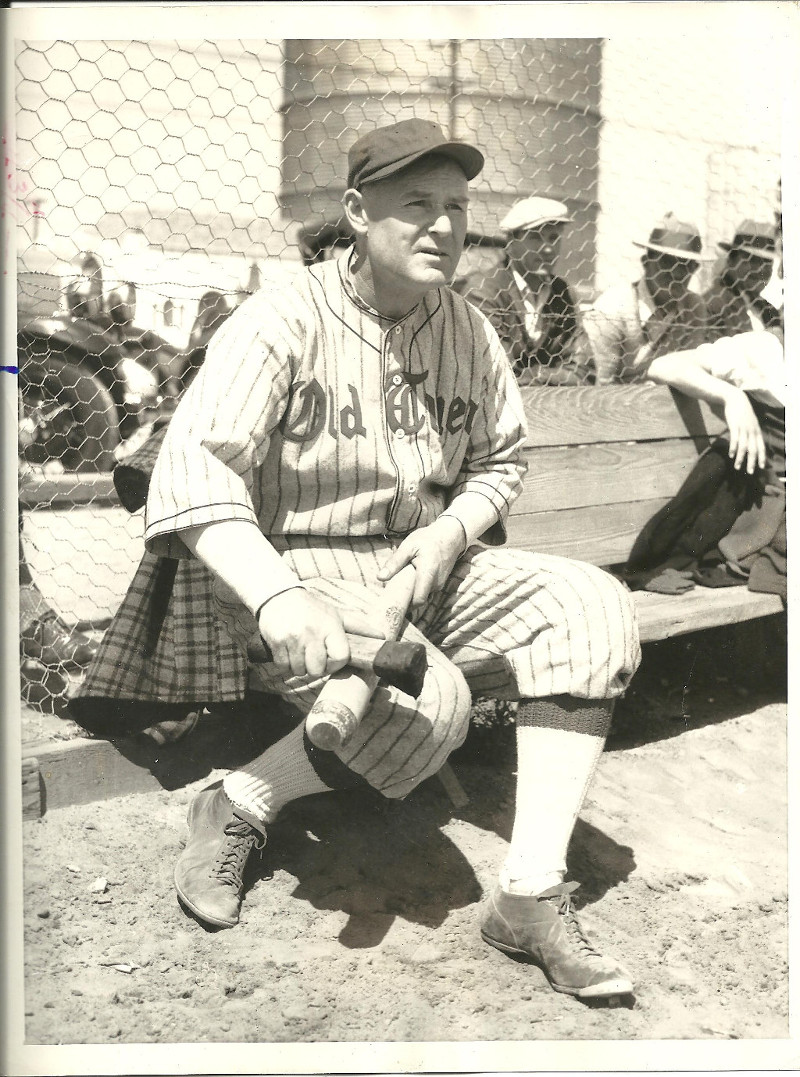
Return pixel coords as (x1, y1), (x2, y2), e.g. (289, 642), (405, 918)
(517, 695), (614, 737)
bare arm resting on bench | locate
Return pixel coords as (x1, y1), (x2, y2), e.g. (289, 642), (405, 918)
(646, 349), (767, 475)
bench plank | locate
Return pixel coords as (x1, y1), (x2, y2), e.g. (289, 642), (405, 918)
(506, 497), (671, 566)
(516, 438), (711, 513)
(635, 586), (783, 642)
(520, 384), (726, 447)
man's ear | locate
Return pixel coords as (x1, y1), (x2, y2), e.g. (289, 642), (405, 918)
(343, 188), (368, 237)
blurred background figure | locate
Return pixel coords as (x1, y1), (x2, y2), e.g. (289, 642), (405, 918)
(177, 289), (237, 393)
(704, 219), (782, 342)
(762, 180), (784, 313)
(462, 196), (591, 385)
(64, 251), (111, 327)
(297, 215), (354, 267)
(584, 213), (711, 384)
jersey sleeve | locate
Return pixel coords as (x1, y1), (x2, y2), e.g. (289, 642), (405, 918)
(445, 308), (528, 545)
(143, 293), (299, 558)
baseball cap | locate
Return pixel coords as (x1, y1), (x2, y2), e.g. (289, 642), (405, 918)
(719, 220), (777, 259)
(500, 196), (571, 233)
(347, 118), (484, 190)
(632, 213), (714, 261)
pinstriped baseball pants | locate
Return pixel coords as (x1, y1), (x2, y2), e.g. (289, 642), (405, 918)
(212, 538), (641, 801)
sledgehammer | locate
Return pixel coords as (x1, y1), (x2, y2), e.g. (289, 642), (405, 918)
(247, 633), (428, 700)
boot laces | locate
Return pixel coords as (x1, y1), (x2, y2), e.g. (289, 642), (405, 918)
(212, 820), (266, 888)
(542, 883), (601, 958)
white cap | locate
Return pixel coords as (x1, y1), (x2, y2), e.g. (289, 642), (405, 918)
(500, 196), (571, 233)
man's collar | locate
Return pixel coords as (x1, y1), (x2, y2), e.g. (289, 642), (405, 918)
(511, 265), (553, 297)
(340, 248), (421, 323)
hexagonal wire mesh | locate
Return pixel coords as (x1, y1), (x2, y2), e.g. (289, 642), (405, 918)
(15, 37), (782, 719)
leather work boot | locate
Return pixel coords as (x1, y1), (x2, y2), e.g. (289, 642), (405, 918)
(174, 785), (267, 929)
(20, 610), (99, 670)
(480, 881), (634, 999)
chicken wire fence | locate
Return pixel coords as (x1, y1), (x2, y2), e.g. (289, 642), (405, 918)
(14, 37), (782, 717)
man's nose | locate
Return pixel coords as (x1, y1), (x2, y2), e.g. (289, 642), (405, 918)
(429, 210), (453, 235)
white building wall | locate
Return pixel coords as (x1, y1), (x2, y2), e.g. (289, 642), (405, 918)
(595, 35), (782, 296)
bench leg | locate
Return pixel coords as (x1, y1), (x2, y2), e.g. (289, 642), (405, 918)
(436, 762), (469, 808)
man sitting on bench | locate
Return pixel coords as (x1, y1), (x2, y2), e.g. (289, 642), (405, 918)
(137, 118), (641, 1001)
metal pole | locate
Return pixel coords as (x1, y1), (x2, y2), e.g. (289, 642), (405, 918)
(448, 40), (458, 140)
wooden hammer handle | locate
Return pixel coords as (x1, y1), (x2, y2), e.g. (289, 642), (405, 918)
(305, 565), (417, 751)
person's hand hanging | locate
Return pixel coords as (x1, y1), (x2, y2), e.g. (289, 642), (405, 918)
(723, 388), (766, 474)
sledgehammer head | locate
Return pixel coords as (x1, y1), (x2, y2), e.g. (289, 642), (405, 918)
(247, 633), (427, 698)
(372, 639), (427, 698)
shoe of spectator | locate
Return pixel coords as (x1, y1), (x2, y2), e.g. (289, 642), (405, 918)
(480, 881), (634, 999)
(20, 610), (99, 670)
(174, 785), (266, 928)
(142, 709), (201, 746)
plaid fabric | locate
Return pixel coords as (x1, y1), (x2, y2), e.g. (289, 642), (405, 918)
(73, 549), (248, 706)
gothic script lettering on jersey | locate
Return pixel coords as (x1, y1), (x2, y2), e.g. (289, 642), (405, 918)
(279, 370), (479, 442)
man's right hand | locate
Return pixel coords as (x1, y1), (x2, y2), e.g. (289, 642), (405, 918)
(257, 588), (350, 679)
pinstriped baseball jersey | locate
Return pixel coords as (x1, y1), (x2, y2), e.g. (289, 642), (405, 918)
(139, 247), (639, 800)
(144, 254), (528, 557)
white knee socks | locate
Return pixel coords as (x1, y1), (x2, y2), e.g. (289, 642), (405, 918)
(499, 697), (613, 896)
(223, 721), (333, 824)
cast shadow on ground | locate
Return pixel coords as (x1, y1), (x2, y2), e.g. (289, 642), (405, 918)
(605, 618), (787, 752)
(251, 782), (484, 949)
(228, 757), (637, 947)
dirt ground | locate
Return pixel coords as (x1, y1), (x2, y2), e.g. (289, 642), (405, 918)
(15, 624), (789, 1049)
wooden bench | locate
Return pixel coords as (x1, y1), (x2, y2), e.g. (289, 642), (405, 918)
(505, 383), (784, 641)
(19, 383), (783, 817)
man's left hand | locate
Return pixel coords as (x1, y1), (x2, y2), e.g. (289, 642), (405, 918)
(377, 516), (467, 608)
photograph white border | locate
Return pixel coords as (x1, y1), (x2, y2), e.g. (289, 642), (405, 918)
(2, 2), (798, 1074)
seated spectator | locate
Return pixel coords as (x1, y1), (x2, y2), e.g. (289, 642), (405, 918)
(623, 331), (785, 598)
(71, 218), (357, 742)
(704, 220), (782, 341)
(584, 214), (712, 384)
(462, 196), (591, 385)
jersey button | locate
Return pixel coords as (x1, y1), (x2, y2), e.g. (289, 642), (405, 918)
(395, 429), (405, 439)
(394, 326), (402, 335)
(391, 373), (403, 386)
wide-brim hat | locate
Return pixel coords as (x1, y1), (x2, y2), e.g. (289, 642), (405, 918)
(347, 118), (484, 190)
(719, 219), (777, 259)
(500, 196), (571, 233)
(632, 213), (714, 261)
